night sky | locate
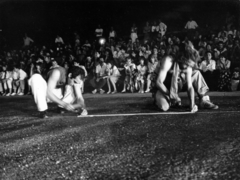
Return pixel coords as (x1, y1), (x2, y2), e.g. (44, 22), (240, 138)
(0, 0), (239, 48)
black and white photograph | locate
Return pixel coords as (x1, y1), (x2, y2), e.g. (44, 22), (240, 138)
(0, 0), (240, 179)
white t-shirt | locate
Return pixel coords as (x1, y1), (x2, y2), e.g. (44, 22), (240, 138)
(137, 65), (147, 76)
(13, 69), (27, 80)
(148, 61), (158, 73)
(24, 37), (34, 46)
(95, 28), (103, 37)
(185, 20), (198, 29)
(55, 37), (64, 44)
(96, 63), (107, 76)
(199, 60), (216, 72)
(109, 31), (116, 38)
(124, 63), (136, 75)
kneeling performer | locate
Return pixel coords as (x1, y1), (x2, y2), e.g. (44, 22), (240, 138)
(154, 41), (218, 112)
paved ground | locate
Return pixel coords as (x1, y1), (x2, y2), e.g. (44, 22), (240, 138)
(0, 93), (240, 180)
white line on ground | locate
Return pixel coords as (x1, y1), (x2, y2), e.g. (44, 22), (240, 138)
(77, 111), (240, 118)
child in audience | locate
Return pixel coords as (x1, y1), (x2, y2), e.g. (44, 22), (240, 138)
(121, 57), (136, 93)
(106, 61), (121, 94)
(135, 57), (147, 93)
(12, 64), (28, 96)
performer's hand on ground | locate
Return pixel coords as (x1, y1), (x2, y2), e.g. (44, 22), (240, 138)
(62, 102), (75, 111)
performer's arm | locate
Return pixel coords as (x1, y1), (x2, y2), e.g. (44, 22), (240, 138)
(47, 69), (74, 111)
(156, 56), (173, 98)
(185, 66), (195, 109)
(72, 84), (86, 109)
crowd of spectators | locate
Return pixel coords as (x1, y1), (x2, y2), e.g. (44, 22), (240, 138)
(0, 17), (240, 96)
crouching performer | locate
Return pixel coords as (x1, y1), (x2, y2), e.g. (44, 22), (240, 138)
(154, 41), (218, 113)
(62, 66), (88, 117)
(28, 63), (87, 118)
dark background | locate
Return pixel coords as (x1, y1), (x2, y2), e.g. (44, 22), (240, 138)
(0, 0), (239, 49)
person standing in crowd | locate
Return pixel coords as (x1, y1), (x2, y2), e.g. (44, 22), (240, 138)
(28, 58), (74, 118)
(23, 33), (34, 48)
(151, 21), (158, 39)
(90, 57), (107, 94)
(106, 61), (121, 94)
(143, 21), (151, 42)
(109, 26), (117, 41)
(95, 24), (103, 39)
(185, 17), (198, 39)
(157, 19), (167, 37)
(154, 41), (218, 112)
(130, 23), (138, 43)
(185, 17), (198, 30)
(55, 35), (64, 45)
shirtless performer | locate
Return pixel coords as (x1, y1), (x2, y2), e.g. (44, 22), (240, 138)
(28, 59), (75, 118)
(154, 41), (218, 112)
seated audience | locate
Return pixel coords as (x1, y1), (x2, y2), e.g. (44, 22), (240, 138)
(106, 61), (121, 94)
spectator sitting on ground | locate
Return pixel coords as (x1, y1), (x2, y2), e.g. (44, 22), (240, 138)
(121, 57), (136, 93)
(199, 51), (217, 91)
(90, 57), (107, 94)
(216, 54), (231, 91)
(11, 63), (28, 96)
(135, 57), (147, 93)
(1, 64), (13, 96)
(106, 61), (121, 94)
(0, 64), (5, 96)
(50, 58), (60, 69)
(145, 55), (158, 93)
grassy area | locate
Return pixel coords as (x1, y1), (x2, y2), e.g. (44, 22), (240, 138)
(1, 96), (240, 179)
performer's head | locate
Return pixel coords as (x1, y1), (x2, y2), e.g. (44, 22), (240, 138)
(178, 41), (200, 69)
(68, 66), (85, 81)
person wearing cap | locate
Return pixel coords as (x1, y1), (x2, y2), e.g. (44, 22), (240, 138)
(154, 41), (219, 113)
